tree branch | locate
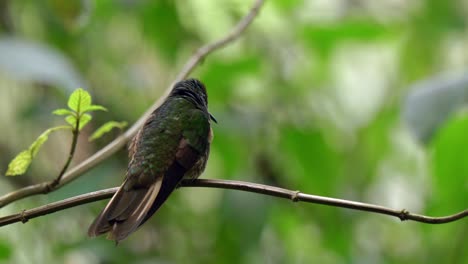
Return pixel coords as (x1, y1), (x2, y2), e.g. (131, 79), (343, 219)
(0, 0), (266, 208)
(0, 179), (466, 227)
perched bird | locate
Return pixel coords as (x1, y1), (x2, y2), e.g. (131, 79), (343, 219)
(88, 79), (216, 242)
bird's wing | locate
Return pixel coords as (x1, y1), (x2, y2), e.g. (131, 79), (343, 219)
(140, 138), (204, 225)
(140, 109), (211, 225)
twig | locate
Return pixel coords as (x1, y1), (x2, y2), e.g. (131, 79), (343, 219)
(0, 179), (466, 227)
(49, 118), (80, 189)
(173, 0), (264, 82)
(0, 0), (266, 208)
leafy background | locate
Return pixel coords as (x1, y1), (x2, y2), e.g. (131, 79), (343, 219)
(0, 0), (467, 263)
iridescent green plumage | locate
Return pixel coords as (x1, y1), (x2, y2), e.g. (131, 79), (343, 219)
(88, 79), (214, 242)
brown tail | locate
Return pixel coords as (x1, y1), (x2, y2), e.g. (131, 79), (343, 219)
(87, 160), (189, 242)
(87, 178), (162, 242)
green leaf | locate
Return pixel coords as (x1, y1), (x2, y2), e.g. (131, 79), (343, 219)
(6, 150), (32, 176)
(79, 113), (92, 130)
(65, 115), (77, 128)
(89, 121), (128, 141)
(66, 114), (92, 130)
(52, 108), (74, 116)
(82, 104), (107, 113)
(5, 126), (69, 176)
(30, 129), (53, 156)
(68, 88), (91, 112)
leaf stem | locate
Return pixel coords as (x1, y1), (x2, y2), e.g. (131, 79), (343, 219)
(49, 114), (80, 189)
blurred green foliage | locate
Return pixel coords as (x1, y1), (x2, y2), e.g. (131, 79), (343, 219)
(0, 0), (466, 263)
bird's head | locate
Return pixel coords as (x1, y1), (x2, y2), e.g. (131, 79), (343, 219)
(171, 79), (217, 123)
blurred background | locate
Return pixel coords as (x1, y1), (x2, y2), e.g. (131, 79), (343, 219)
(0, 0), (467, 263)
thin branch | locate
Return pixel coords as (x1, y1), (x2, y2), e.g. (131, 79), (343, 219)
(50, 118), (80, 188)
(173, 0), (264, 82)
(0, 0), (266, 208)
(0, 188), (117, 227)
(0, 179), (466, 227)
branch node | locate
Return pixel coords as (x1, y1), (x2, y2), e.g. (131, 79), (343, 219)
(20, 209), (28, 224)
(291, 190), (301, 202)
(398, 209), (410, 221)
(44, 182), (55, 194)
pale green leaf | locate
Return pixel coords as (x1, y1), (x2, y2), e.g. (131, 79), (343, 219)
(30, 128), (53, 156)
(52, 108), (74, 116)
(68, 88), (91, 112)
(82, 105), (107, 113)
(6, 150), (32, 176)
(29, 126), (70, 156)
(5, 126), (69, 176)
(89, 121), (128, 141)
(79, 113), (92, 130)
(66, 114), (92, 130)
(65, 115), (77, 128)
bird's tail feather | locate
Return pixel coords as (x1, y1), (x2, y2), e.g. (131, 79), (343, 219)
(88, 160), (189, 242)
(87, 178), (162, 242)
(140, 162), (187, 226)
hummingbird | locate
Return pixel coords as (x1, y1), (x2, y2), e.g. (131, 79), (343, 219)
(88, 78), (216, 242)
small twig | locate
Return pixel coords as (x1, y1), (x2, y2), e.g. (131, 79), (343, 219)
(173, 0), (264, 82)
(0, 0), (266, 209)
(0, 179), (465, 227)
(49, 119), (80, 189)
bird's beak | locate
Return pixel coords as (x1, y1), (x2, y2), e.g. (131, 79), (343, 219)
(209, 113), (218, 124)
